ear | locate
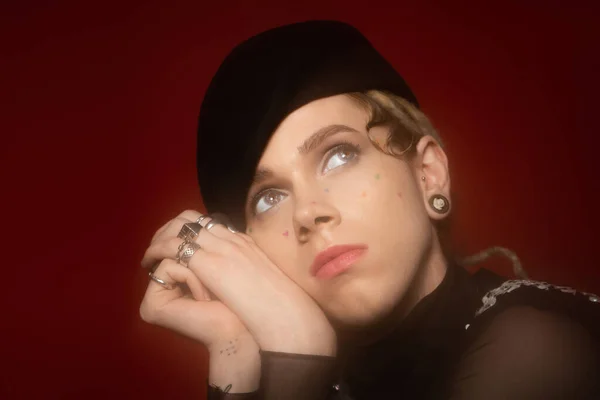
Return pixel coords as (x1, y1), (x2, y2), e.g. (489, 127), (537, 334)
(413, 136), (451, 220)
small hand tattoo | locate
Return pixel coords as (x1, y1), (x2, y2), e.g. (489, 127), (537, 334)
(220, 342), (238, 356)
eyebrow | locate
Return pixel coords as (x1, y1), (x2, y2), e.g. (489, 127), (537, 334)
(250, 124), (360, 187)
(297, 124), (359, 155)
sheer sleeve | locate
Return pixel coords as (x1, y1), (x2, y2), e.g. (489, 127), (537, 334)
(207, 351), (337, 400)
(207, 383), (259, 400)
(258, 351), (338, 399)
(449, 306), (599, 399)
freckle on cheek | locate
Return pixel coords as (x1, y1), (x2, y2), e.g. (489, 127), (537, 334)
(361, 191), (367, 197)
(396, 192), (402, 198)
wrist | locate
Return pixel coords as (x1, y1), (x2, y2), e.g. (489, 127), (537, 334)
(259, 330), (337, 357)
(208, 337), (261, 393)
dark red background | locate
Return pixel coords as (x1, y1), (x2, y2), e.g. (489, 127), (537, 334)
(2, 1), (599, 398)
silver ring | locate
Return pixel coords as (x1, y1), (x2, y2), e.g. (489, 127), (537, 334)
(204, 214), (230, 231)
(176, 239), (190, 261)
(148, 271), (176, 290)
(179, 242), (201, 267)
(177, 222), (202, 241)
(204, 219), (225, 231)
(202, 213), (238, 233)
(196, 215), (210, 223)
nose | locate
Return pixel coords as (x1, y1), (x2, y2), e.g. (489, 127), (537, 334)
(292, 195), (341, 241)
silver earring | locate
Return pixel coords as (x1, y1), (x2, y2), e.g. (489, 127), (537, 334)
(429, 194), (450, 214)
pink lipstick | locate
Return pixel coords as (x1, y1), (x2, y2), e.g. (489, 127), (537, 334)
(310, 244), (368, 279)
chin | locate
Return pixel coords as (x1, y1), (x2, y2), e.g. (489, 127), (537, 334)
(326, 291), (400, 329)
(322, 277), (412, 338)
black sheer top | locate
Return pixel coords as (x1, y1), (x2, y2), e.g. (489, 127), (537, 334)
(208, 265), (600, 399)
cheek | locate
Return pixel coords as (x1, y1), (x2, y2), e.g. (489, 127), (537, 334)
(359, 172), (430, 249)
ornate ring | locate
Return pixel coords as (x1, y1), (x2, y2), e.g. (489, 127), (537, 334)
(148, 271), (176, 290)
(177, 222), (202, 241)
(176, 239), (190, 261)
(178, 242), (202, 267)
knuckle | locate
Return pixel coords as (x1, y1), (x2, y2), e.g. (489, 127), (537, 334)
(139, 299), (167, 325)
(168, 236), (181, 247)
(152, 221), (173, 243)
(237, 239), (254, 252)
(159, 257), (178, 269)
(180, 210), (199, 220)
(173, 216), (187, 226)
(139, 302), (156, 324)
(221, 240), (237, 252)
(152, 258), (168, 274)
(151, 238), (178, 260)
(188, 252), (216, 273)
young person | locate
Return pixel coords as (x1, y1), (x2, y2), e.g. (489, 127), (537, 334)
(140, 21), (600, 399)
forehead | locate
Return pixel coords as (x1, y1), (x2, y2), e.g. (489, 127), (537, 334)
(257, 94), (368, 165)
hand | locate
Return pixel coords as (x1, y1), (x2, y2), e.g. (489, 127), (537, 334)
(139, 211), (260, 392)
(142, 211), (337, 357)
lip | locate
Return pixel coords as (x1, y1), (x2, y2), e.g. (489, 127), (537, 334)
(310, 244), (368, 279)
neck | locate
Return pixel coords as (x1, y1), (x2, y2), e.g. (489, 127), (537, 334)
(335, 236), (449, 348)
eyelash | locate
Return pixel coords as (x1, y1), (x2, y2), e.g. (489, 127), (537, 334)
(248, 140), (361, 216)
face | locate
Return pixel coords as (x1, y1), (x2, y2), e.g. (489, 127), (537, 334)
(245, 94), (450, 329)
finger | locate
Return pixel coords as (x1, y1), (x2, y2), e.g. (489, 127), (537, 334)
(151, 216), (199, 244)
(186, 245), (294, 332)
(141, 236), (185, 269)
(151, 216), (188, 244)
(150, 210), (204, 243)
(199, 213), (252, 246)
(141, 280), (235, 346)
(177, 209), (204, 221)
(146, 259), (210, 301)
(141, 296), (243, 345)
(158, 259), (211, 301)
(144, 218), (238, 270)
(196, 217), (267, 268)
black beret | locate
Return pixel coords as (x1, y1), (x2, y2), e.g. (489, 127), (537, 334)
(196, 20), (418, 230)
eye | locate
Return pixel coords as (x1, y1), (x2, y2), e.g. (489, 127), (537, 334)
(323, 142), (360, 173)
(252, 189), (287, 215)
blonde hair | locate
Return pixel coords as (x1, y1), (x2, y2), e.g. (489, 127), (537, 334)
(347, 90), (442, 158)
(345, 90), (527, 279)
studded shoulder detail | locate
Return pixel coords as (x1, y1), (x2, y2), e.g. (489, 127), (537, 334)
(474, 279), (600, 318)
